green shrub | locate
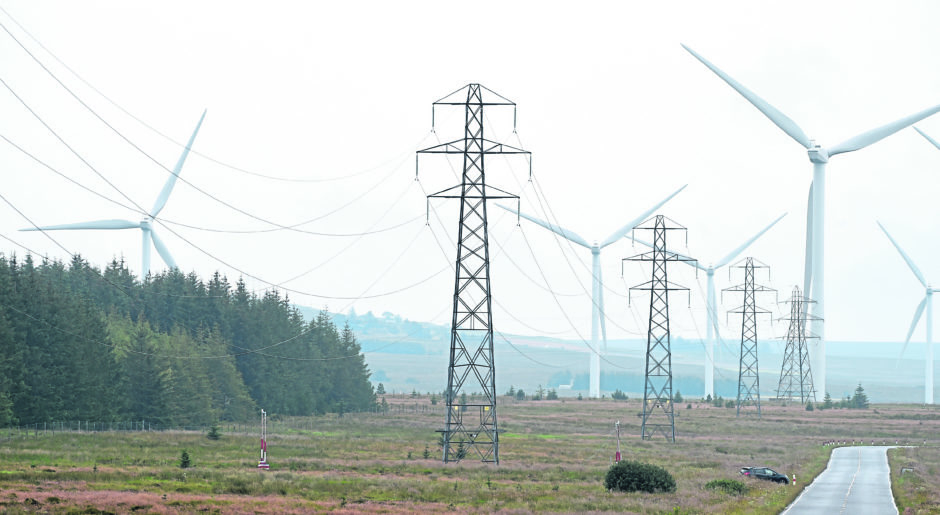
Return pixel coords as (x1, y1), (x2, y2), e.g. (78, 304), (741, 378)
(805, 402), (815, 411)
(704, 478), (748, 495)
(206, 424), (221, 440)
(179, 450), (191, 469)
(604, 460), (676, 493)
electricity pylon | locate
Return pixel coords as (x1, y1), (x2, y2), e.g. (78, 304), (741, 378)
(416, 84), (530, 464)
(625, 215), (696, 441)
(722, 258), (775, 418)
(776, 286), (820, 404)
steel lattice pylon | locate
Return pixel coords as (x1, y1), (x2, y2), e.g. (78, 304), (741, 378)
(776, 286), (820, 404)
(625, 215), (696, 441)
(723, 258), (774, 418)
(416, 84), (530, 464)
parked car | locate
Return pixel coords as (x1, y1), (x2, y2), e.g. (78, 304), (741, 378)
(740, 466), (789, 484)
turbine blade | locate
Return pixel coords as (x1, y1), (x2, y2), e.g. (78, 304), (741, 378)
(150, 230), (178, 269)
(714, 212), (787, 268)
(599, 184), (687, 248)
(681, 44), (812, 149)
(829, 104), (940, 157)
(20, 219), (140, 231)
(914, 126), (940, 152)
(900, 297), (928, 361)
(151, 110), (207, 217)
(495, 203), (590, 248)
(877, 221), (927, 287)
(803, 184), (813, 298)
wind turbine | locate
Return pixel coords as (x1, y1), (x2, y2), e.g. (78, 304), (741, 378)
(498, 185), (687, 398)
(677, 214), (785, 398)
(22, 110), (206, 276)
(878, 221), (935, 404)
(682, 44), (940, 396)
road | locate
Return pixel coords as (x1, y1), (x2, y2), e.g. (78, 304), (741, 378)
(783, 446), (898, 515)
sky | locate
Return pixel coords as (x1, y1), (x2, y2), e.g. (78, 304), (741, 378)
(2, 0), (940, 359)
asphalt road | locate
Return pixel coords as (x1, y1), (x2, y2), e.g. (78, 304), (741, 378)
(783, 446), (897, 515)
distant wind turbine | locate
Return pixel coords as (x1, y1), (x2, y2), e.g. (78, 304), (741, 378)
(498, 185), (686, 398)
(678, 214), (786, 398)
(22, 110), (206, 276)
(878, 221), (935, 405)
(682, 44), (940, 396)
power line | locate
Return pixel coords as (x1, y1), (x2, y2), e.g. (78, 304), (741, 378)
(0, 20), (430, 235)
(0, 2), (450, 185)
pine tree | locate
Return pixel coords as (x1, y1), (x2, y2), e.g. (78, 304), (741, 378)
(851, 383), (869, 409)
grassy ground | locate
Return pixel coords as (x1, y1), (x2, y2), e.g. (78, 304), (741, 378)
(888, 445), (940, 514)
(0, 398), (938, 514)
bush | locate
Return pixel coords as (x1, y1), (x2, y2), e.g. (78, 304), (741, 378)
(206, 423), (221, 440)
(724, 399), (735, 408)
(674, 391), (683, 403)
(805, 402), (815, 411)
(704, 478), (748, 495)
(611, 389), (628, 400)
(604, 460), (676, 493)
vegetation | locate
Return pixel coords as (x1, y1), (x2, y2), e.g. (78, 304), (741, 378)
(206, 423), (221, 440)
(179, 449), (192, 469)
(604, 460), (677, 493)
(704, 478), (748, 495)
(0, 254), (375, 427)
(0, 398), (936, 513)
(611, 388), (628, 400)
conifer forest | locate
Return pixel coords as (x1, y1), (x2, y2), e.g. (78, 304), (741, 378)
(0, 254), (376, 428)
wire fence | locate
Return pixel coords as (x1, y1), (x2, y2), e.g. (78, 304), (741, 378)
(0, 404), (455, 441)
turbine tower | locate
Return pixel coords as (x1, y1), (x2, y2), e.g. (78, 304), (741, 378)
(21, 110), (206, 276)
(878, 221), (935, 404)
(496, 185), (686, 398)
(682, 44), (940, 397)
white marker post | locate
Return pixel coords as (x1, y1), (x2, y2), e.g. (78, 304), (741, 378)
(258, 409), (269, 469)
(615, 421), (621, 463)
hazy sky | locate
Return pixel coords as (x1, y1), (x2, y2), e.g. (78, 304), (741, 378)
(2, 0), (940, 354)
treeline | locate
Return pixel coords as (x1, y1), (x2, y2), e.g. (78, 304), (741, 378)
(0, 254), (375, 427)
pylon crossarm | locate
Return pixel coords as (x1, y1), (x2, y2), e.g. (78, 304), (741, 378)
(417, 137), (529, 155)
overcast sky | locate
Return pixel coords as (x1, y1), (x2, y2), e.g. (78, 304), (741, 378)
(2, 0), (940, 355)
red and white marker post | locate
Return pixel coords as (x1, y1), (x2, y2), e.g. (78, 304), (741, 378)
(615, 420), (622, 463)
(258, 408), (269, 469)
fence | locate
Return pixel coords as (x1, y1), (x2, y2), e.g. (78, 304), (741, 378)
(0, 403), (454, 441)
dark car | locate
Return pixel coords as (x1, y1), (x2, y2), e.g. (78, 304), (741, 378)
(740, 466), (789, 484)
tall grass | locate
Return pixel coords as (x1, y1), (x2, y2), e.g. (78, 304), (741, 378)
(0, 398), (937, 513)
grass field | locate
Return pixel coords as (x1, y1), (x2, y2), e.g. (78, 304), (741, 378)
(1, 397), (938, 514)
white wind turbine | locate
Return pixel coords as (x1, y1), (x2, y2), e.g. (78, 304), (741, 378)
(682, 44), (940, 396)
(498, 185), (686, 398)
(671, 214), (786, 398)
(23, 110), (206, 276)
(878, 221), (935, 404)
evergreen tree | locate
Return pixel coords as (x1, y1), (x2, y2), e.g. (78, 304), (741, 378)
(851, 383), (869, 409)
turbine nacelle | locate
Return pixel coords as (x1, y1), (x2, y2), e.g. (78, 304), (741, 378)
(807, 143), (829, 164)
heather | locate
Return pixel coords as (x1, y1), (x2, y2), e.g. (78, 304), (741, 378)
(1, 396), (938, 513)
